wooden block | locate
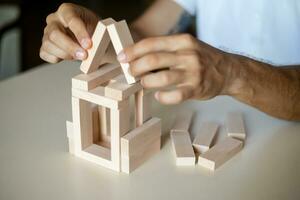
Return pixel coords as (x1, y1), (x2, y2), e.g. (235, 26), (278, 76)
(170, 130), (195, 166)
(198, 137), (243, 170)
(66, 121), (75, 154)
(110, 99), (131, 171)
(121, 117), (161, 157)
(99, 106), (110, 138)
(193, 122), (219, 154)
(92, 105), (100, 143)
(66, 120), (73, 139)
(105, 75), (142, 100)
(71, 97), (93, 154)
(73, 63), (122, 91)
(80, 18), (116, 74)
(121, 138), (160, 174)
(72, 87), (128, 109)
(226, 112), (246, 141)
(172, 111), (194, 132)
(135, 89), (151, 127)
(107, 20), (138, 84)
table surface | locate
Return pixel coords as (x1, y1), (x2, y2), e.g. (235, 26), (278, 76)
(0, 61), (299, 200)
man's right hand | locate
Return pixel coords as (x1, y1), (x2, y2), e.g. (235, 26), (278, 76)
(40, 3), (99, 63)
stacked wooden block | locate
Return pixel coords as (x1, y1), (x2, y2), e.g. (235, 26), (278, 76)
(170, 112), (246, 170)
(66, 18), (161, 173)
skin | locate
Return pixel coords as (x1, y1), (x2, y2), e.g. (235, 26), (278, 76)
(40, 1), (300, 121)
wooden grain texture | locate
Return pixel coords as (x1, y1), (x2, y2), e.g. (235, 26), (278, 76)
(72, 87), (128, 109)
(107, 20), (138, 84)
(121, 117), (161, 157)
(105, 74), (142, 100)
(121, 138), (160, 174)
(172, 111), (194, 132)
(71, 97), (93, 154)
(170, 130), (195, 166)
(226, 112), (246, 141)
(193, 122), (219, 154)
(80, 18), (116, 74)
(135, 89), (151, 127)
(73, 63), (122, 91)
(198, 137), (243, 170)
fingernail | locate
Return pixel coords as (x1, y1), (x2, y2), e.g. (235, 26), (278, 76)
(81, 38), (91, 49)
(117, 51), (127, 62)
(75, 49), (86, 60)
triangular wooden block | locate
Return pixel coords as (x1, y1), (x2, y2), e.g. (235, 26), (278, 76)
(80, 18), (138, 84)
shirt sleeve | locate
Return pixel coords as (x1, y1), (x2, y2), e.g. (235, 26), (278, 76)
(173, 0), (197, 15)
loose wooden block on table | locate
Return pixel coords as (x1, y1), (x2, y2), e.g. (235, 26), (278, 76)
(121, 117), (161, 173)
(107, 20), (138, 84)
(73, 63), (122, 91)
(105, 74), (142, 100)
(226, 112), (246, 141)
(121, 117), (161, 157)
(172, 111), (194, 132)
(135, 89), (152, 127)
(80, 18), (116, 74)
(193, 122), (219, 154)
(170, 130), (196, 166)
(121, 139), (160, 174)
(198, 137), (243, 171)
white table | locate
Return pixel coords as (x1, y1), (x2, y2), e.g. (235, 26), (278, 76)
(0, 61), (299, 200)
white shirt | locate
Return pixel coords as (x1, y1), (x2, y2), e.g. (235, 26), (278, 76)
(175, 0), (300, 66)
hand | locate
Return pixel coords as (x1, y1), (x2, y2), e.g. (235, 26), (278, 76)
(40, 3), (99, 63)
(118, 34), (233, 104)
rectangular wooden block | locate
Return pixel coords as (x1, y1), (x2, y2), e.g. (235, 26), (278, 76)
(72, 87), (128, 109)
(80, 18), (116, 74)
(110, 100), (131, 171)
(198, 137), (243, 170)
(226, 112), (246, 141)
(121, 117), (161, 157)
(105, 75), (142, 100)
(99, 106), (111, 138)
(121, 138), (160, 174)
(66, 120), (73, 139)
(107, 20), (138, 84)
(170, 130), (196, 166)
(135, 89), (151, 127)
(73, 63), (122, 91)
(71, 97), (93, 154)
(193, 122), (219, 154)
(172, 111), (194, 132)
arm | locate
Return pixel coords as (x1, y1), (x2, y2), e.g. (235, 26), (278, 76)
(225, 55), (300, 120)
(119, 35), (300, 121)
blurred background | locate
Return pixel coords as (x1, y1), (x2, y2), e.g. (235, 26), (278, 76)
(0, 0), (154, 80)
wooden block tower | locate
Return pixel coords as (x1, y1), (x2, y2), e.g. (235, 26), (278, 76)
(66, 18), (161, 173)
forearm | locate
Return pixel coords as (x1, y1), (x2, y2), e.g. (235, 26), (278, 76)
(225, 54), (300, 120)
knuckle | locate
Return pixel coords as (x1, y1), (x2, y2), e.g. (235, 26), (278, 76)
(145, 54), (158, 67)
(49, 29), (60, 42)
(181, 34), (196, 47)
(58, 3), (73, 13)
(46, 13), (55, 24)
(160, 72), (171, 84)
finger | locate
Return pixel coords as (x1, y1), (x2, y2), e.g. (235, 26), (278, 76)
(48, 27), (87, 60)
(56, 3), (92, 49)
(129, 52), (179, 77)
(41, 40), (72, 60)
(141, 69), (183, 89)
(119, 34), (199, 63)
(154, 85), (194, 104)
(39, 50), (61, 63)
